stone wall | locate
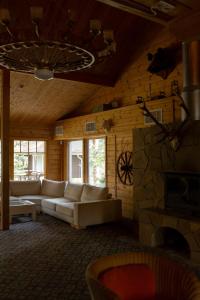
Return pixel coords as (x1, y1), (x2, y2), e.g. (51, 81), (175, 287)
(133, 121), (200, 219)
(133, 121), (200, 263)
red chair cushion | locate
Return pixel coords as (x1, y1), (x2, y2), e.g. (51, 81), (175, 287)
(99, 264), (156, 300)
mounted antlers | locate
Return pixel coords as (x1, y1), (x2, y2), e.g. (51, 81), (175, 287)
(139, 95), (190, 151)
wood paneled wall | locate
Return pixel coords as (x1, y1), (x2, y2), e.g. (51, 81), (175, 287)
(55, 97), (181, 218)
(46, 140), (64, 181)
(54, 29), (183, 219)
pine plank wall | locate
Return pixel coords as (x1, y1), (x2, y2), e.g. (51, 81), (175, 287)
(54, 29), (183, 220)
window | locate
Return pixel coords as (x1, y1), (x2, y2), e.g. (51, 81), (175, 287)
(68, 140), (83, 184)
(14, 140), (45, 180)
(67, 138), (106, 186)
(88, 138), (106, 187)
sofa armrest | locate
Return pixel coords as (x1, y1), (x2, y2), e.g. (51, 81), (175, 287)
(73, 199), (122, 227)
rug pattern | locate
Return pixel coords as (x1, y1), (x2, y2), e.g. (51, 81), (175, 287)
(0, 215), (143, 300)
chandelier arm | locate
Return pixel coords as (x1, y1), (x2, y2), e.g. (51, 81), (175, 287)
(32, 20), (40, 39)
(0, 21), (14, 39)
(2, 55), (34, 71)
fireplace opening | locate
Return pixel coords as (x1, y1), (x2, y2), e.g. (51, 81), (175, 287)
(163, 171), (200, 217)
(153, 227), (190, 258)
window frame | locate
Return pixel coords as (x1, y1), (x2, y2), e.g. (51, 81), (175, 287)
(13, 139), (46, 180)
(65, 136), (107, 186)
(67, 139), (84, 184)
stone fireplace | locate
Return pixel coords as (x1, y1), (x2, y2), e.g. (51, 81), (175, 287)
(133, 122), (200, 263)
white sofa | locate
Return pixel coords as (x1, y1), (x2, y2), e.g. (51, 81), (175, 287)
(9, 179), (122, 228)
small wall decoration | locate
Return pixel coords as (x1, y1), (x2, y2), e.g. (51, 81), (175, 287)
(102, 119), (113, 133)
(117, 151), (134, 185)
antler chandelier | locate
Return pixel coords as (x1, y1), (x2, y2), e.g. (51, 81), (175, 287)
(0, 7), (116, 80)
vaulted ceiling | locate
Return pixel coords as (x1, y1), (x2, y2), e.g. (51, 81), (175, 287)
(9, 72), (100, 126)
(0, 0), (199, 126)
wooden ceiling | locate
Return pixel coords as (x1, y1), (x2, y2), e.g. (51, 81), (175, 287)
(8, 71), (99, 126)
(0, 0), (199, 126)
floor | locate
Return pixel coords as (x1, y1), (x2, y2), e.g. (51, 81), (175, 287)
(0, 215), (143, 300)
(0, 215), (198, 300)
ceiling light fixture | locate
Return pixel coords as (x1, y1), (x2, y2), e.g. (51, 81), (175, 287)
(0, 7), (116, 80)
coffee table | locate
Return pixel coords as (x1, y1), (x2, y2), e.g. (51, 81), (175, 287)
(9, 199), (36, 223)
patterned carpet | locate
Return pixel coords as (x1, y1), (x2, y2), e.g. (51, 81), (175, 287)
(0, 215), (144, 300)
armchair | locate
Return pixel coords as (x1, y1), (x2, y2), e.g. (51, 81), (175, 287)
(86, 251), (200, 300)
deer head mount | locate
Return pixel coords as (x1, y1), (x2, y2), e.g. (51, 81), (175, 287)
(139, 96), (190, 151)
(147, 43), (181, 79)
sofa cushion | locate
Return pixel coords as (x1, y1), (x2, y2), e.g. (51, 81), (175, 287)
(42, 199), (57, 210)
(41, 179), (65, 197)
(10, 180), (41, 196)
(42, 198), (70, 211)
(20, 195), (53, 201)
(81, 184), (108, 202)
(20, 195), (53, 206)
(64, 183), (83, 202)
(9, 196), (19, 201)
(56, 202), (74, 217)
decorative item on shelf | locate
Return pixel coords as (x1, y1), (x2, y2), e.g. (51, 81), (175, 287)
(116, 151), (133, 185)
(0, 7), (116, 80)
(92, 103), (112, 113)
(171, 80), (180, 96)
(92, 97), (121, 113)
(136, 96), (144, 104)
(150, 91), (166, 100)
(102, 119), (113, 133)
(109, 98), (121, 108)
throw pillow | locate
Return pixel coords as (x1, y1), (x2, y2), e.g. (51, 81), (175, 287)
(41, 179), (65, 197)
(64, 183), (84, 202)
(81, 184), (108, 202)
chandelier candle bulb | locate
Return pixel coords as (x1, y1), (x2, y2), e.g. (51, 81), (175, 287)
(103, 30), (114, 43)
(110, 41), (117, 53)
(30, 7), (43, 20)
(90, 19), (102, 34)
(67, 9), (76, 23)
(0, 8), (10, 22)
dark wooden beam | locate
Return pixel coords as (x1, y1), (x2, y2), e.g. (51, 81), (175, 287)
(1, 70), (10, 230)
(96, 0), (168, 26)
(54, 72), (115, 87)
(169, 10), (200, 41)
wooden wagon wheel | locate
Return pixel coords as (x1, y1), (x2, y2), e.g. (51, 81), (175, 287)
(117, 151), (134, 185)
